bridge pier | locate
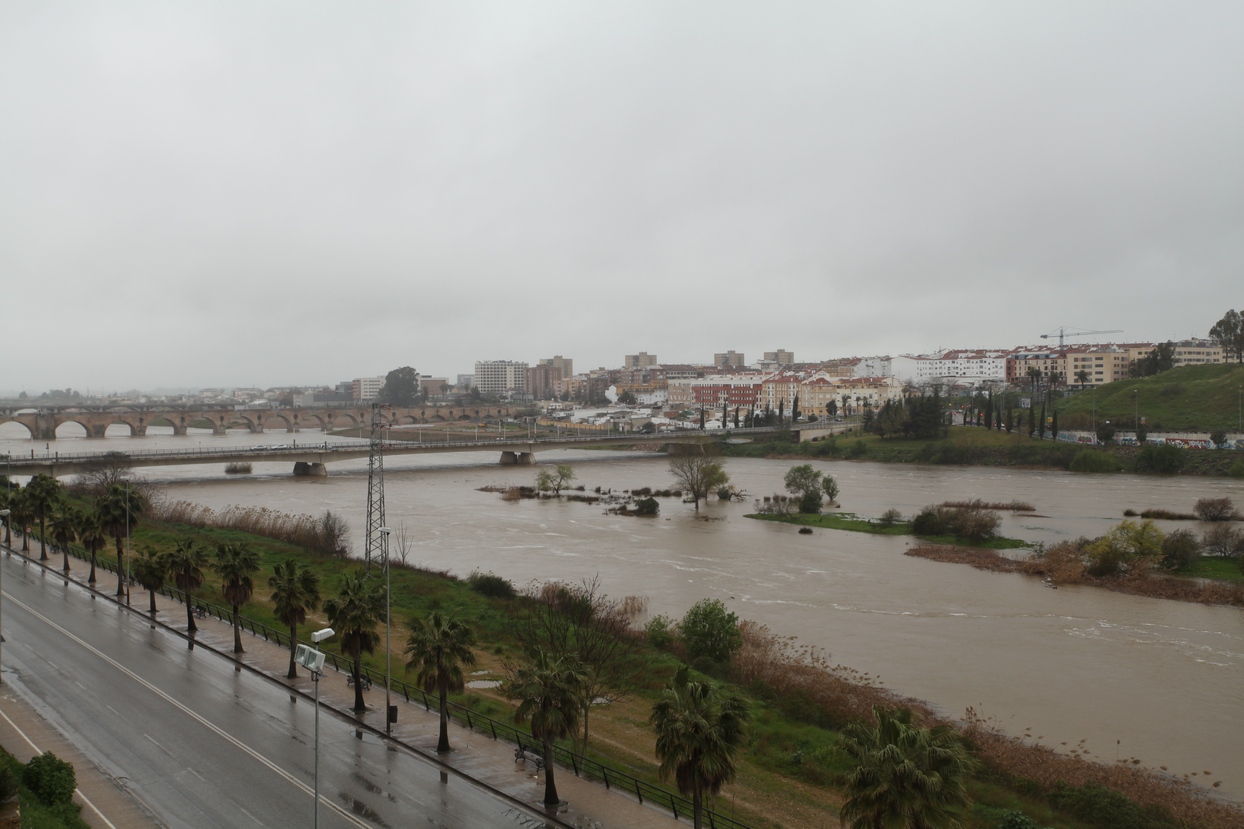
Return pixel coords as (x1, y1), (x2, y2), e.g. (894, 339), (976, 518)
(34, 414), (58, 441)
(212, 422), (228, 436)
(172, 424), (188, 436)
(293, 462), (328, 477)
(499, 451), (535, 465)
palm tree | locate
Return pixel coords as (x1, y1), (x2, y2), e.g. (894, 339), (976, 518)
(77, 510), (107, 584)
(650, 665), (750, 829)
(46, 502), (80, 574)
(215, 543), (261, 654)
(404, 612), (477, 753)
(165, 540), (207, 636)
(838, 706), (976, 829)
(132, 546), (168, 615)
(96, 483), (145, 599)
(269, 560), (322, 679)
(25, 473), (63, 561)
(323, 570), (385, 712)
(507, 649), (587, 806)
(7, 488), (32, 552)
(1075, 369), (1090, 389)
(0, 487), (13, 546)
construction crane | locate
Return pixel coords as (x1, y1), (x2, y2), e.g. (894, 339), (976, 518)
(1040, 326), (1123, 349)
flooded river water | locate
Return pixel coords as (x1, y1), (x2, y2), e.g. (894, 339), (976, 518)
(4, 424), (1243, 800)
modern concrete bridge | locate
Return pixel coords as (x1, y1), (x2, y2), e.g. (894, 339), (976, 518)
(0, 403), (527, 441)
(1, 425), (817, 478)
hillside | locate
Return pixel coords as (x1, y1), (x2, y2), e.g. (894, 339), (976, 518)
(1054, 363), (1244, 433)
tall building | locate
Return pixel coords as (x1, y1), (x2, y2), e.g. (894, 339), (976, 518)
(527, 363), (564, 400)
(764, 349), (795, 365)
(624, 352), (658, 369)
(352, 376), (386, 401)
(474, 361), (528, 398)
(714, 350), (746, 368)
(538, 355), (574, 378)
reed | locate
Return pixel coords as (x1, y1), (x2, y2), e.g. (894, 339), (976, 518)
(149, 500), (350, 557)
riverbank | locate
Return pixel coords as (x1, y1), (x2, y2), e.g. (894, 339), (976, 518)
(746, 510), (1029, 549)
(24, 499), (1244, 829)
(905, 544), (1244, 607)
(720, 426), (1244, 477)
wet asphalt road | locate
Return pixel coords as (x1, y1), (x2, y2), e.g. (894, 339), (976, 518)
(1, 554), (554, 829)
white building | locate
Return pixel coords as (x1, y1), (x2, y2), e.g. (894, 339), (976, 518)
(890, 350), (1008, 386)
(352, 376), (385, 401)
(474, 360), (528, 398)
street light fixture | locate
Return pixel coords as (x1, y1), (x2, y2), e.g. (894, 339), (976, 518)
(378, 526), (393, 736)
(296, 626), (335, 829)
(1133, 389), (1139, 435)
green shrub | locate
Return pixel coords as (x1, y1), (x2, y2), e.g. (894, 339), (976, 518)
(680, 598), (742, 663)
(1069, 450), (1121, 473)
(1160, 529), (1200, 572)
(1134, 444), (1184, 474)
(24, 752), (76, 806)
(1193, 497), (1237, 522)
(0, 764), (17, 803)
(997, 812), (1043, 829)
(797, 490), (823, 514)
(1049, 781), (1176, 829)
(466, 570), (516, 599)
(1229, 460), (1244, 478)
(634, 497), (660, 516)
(644, 614), (676, 649)
(846, 440), (867, 458)
(878, 507), (903, 527)
(910, 504), (999, 541)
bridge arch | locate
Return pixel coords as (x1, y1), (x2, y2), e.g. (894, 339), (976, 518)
(300, 412), (329, 431)
(0, 419), (34, 439)
(54, 419), (92, 438)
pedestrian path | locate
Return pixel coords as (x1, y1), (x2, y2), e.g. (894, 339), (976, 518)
(2, 542), (683, 829)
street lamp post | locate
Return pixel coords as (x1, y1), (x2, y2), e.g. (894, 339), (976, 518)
(296, 627), (335, 829)
(0, 509), (8, 685)
(1133, 389), (1139, 436)
(378, 527), (393, 736)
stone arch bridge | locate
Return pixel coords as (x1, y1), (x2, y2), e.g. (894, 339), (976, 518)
(0, 404), (526, 441)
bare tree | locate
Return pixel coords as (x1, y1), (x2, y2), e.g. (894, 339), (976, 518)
(513, 576), (644, 753)
(393, 521), (414, 567)
(668, 444), (729, 511)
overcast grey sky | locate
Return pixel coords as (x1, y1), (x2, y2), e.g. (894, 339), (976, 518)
(2, 1), (1241, 393)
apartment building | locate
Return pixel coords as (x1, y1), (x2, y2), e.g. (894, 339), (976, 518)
(763, 349), (795, 365)
(474, 361), (528, 398)
(890, 350), (1008, 386)
(713, 350), (746, 369)
(352, 376), (386, 401)
(623, 352), (658, 369)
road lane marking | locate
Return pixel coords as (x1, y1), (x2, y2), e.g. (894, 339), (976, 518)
(0, 704), (117, 829)
(143, 734), (172, 756)
(6, 593), (370, 829)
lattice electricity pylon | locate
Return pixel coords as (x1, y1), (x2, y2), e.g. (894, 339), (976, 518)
(363, 402), (388, 575)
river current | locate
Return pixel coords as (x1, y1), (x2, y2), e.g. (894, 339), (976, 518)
(4, 423), (1243, 800)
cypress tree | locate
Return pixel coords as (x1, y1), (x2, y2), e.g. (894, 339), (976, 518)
(985, 396), (993, 430)
(1051, 409), (1059, 440)
(1027, 407), (1035, 437)
(1005, 407), (1013, 433)
(1038, 402), (1047, 439)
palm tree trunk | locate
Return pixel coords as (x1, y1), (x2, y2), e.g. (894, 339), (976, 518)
(437, 687), (450, 753)
(232, 604), (244, 653)
(542, 734), (558, 805)
(38, 518), (48, 560)
(62, 545), (71, 573)
(115, 536), (125, 597)
(186, 591), (197, 634)
(287, 624), (298, 679)
(693, 791), (703, 829)
(352, 654), (365, 712)
(88, 552), (97, 583)
(148, 588), (157, 615)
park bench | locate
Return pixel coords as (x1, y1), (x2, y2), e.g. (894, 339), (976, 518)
(346, 673), (372, 691)
(514, 745), (545, 773)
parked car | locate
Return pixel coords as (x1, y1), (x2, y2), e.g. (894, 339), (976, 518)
(251, 445), (267, 451)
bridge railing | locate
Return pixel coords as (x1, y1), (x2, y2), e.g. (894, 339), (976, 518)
(32, 539), (751, 829)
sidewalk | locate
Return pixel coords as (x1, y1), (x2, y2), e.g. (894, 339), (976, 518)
(3, 542), (684, 829)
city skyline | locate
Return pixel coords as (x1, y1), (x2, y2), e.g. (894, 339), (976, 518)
(3, 3), (1242, 392)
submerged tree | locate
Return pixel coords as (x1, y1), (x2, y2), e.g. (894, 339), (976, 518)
(668, 445), (729, 512)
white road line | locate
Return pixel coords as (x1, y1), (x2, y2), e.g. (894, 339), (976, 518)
(6, 593), (370, 829)
(0, 704), (117, 829)
(142, 734), (172, 756)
